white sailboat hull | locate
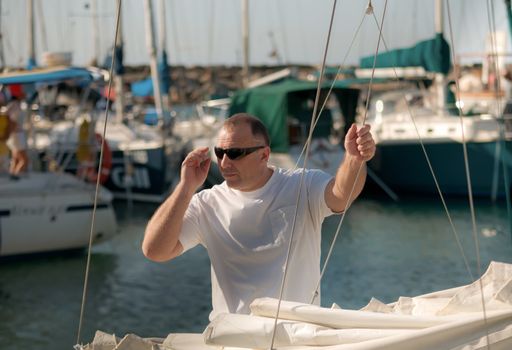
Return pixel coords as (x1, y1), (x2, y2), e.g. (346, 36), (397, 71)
(0, 172), (117, 257)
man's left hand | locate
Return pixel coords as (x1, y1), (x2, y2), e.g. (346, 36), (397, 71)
(344, 124), (376, 162)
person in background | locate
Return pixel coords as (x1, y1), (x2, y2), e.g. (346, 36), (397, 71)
(3, 84), (29, 178)
(0, 107), (11, 173)
(142, 113), (376, 320)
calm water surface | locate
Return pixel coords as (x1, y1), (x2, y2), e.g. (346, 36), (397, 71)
(0, 195), (511, 350)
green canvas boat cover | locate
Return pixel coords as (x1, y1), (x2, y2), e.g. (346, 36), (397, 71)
(360, 34), (451, 75)
(229, 79), (360, 153)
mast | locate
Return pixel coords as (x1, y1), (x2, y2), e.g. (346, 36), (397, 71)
(241, 0), (250, 87)
(158, 0), (170, 111)
(434, 0), (445, 114)
(143, 0), (167, 129)
(158, 0), (166, 61)
(91, 0), (100, 66)
(27, 0), (36, 69)
(506, 0), (512, 46)
(0, 0), (5, 69)
(114, 8), (125, 124)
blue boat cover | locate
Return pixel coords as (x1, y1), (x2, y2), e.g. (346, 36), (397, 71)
(0, 67), (104, 85)
(131, 77), (154, 97)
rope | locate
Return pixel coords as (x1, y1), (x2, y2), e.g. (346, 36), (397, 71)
(367, 11), (474, 281)
(312, 0), (494, 346)
(311, 0), (389, 304)
(268, 1), (338, 348)
(75, 0), (122, 345)
(294, 7), (368, 170)
(485, 0), (512, 236)
(448, 0), (482, 284)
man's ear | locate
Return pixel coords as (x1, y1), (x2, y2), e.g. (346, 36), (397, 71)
(261, 146), (270, 161)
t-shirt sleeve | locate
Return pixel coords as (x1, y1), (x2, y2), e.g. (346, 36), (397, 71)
(307, 169), (336, 219)
(178, 195), (204, 253)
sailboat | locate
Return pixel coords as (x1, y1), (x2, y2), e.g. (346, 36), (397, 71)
(76, 1), (512, 349)
(0, 67), (118, 257)
(359, 3), (512, 198)
(37, 1), (188, 204)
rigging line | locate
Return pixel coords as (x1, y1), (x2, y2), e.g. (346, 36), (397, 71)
(486, 0), (505, 114)
(368, 11), (474, 281)
(75, 0), (122, 345)
(310, 0), (389, 305)
(269, 1), (338, 349)
(294, 8), (368, 171)
(486, 0), (512, 235)
(448, 1), (491, 348)
(485, 0), (501, 203)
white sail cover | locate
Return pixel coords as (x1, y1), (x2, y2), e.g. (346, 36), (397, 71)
(78, 261), (512, 350)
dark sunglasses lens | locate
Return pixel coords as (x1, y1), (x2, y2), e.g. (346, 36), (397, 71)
(225, 149), (244, 160)
(214, 147), (224, 159)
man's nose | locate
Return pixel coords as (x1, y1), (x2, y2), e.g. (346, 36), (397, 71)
(219, 154), (231, 167)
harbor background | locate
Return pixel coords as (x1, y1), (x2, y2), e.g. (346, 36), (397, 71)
(0, 0), (511, 349)
(0, 193), (511, 350)
(0, 1), (508, 68)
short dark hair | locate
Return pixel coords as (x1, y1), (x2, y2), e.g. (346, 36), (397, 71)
(224, 113), (270, 146)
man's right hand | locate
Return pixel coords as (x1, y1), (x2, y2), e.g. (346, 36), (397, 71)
(180, 147), (211, 191)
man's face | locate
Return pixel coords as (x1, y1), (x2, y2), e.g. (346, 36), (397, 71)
(215, 123), (269, 191)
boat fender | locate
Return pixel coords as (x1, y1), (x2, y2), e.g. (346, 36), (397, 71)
(0, 109), (12, 142)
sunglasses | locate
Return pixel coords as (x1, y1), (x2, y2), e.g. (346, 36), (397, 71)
(214, 146), (265, 160)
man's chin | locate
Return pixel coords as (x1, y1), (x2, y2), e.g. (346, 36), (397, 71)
(223, 176), (241, 189)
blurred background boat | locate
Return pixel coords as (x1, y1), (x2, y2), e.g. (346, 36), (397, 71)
(356, 2), (512, 199)
(0, 67), (118, 257)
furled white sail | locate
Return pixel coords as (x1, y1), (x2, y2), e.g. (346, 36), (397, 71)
(78, 261), (512, 350)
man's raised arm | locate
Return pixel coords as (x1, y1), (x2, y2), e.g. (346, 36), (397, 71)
(324, 124), (375, 213)
(142, 147), (211, 261)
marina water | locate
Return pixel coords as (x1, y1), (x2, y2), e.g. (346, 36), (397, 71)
(1, 194), (511, 349)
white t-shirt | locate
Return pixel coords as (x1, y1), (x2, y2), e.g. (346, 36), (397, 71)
(179, 166), (334, 320)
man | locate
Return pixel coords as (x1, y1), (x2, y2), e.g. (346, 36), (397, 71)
(142, 113), (375, 320)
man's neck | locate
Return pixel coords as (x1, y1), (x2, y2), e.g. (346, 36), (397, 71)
(238, 166), (274, 192)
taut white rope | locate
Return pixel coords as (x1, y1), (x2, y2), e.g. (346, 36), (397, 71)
(268, 1), (339, 348)
(311, 0), (389, 305)
(368, 11), (474, 281)
(75, 0), (122, 345)
(485, 0), (512, 232)
(294, 7), (368, 171)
